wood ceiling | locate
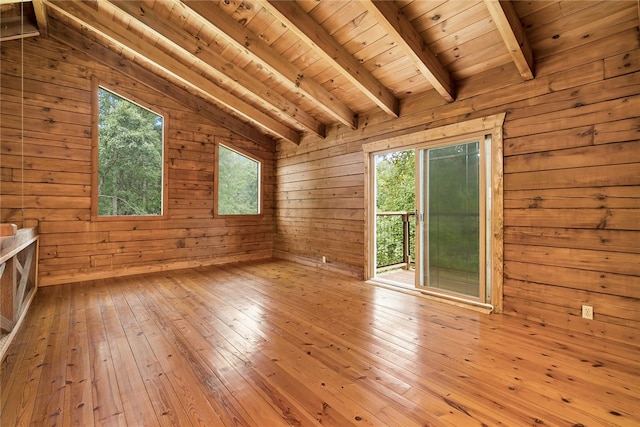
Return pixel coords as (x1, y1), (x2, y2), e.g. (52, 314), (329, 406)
(2, 0), (638, 148)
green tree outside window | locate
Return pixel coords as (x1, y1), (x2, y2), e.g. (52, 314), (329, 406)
(375, 150), (415, 268)
(97, 87), (164, 216)
(218, 144), (260, 215)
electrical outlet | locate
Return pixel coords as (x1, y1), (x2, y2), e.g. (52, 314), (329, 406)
(581, 305), (593, 320)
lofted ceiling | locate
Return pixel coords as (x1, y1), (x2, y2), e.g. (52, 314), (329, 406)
(2, 0), (639, 147)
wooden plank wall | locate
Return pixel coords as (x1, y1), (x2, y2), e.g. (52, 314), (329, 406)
(274, 27), (640, 345)
(0, 37), (275, 286)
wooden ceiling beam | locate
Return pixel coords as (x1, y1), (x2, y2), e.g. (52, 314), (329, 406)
(47, 17), (276, 151)
(31, 0), (48, 37)
(182, 0), (357, 130)
(261, 0), (400, 118)
(484, 0), (535, 80)
(365, 1), (455, 103)
(44, 0), (300, 145)
(47, 18), (276, 150)
(109, 0), (325, 139)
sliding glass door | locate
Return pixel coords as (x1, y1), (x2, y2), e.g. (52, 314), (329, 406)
(417, 139), (486, 300)
(366, 114), (504, 310)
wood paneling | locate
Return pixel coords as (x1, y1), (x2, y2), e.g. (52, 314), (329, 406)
(0, 0), (636, 349)
(2, 260), (639, 426)
(1, 36), (275, 286)
(275, 20), (640, 344)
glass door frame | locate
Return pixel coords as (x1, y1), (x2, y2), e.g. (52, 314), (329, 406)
(363, 114), (505, 313)
(415, 134), (487, 303)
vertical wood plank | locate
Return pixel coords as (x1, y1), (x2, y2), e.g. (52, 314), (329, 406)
(63, 284), (95, 427)
(0, 286), (60, 426)
(30, 284), (71, 426)
(84, 280), (126, 425)
(108, 279), (196, 427)
(96, 280), (160, 426)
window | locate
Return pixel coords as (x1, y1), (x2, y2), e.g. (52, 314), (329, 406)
(216, 144), (261, 216)
(95, 86), (165, 217)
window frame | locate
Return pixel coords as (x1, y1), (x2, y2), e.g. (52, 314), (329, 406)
(214, 140), (263, 218)
(91, 78), (169, 221)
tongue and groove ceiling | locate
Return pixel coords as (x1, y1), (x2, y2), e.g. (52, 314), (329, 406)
(2, 1), (638, 148)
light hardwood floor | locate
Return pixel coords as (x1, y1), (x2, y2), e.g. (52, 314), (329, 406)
(1, 259), (638, 426)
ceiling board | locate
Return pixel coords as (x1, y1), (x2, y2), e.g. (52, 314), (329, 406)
(6, 0), (632, 147)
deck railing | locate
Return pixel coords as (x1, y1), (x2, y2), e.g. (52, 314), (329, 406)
(376, 211), (415, 271)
